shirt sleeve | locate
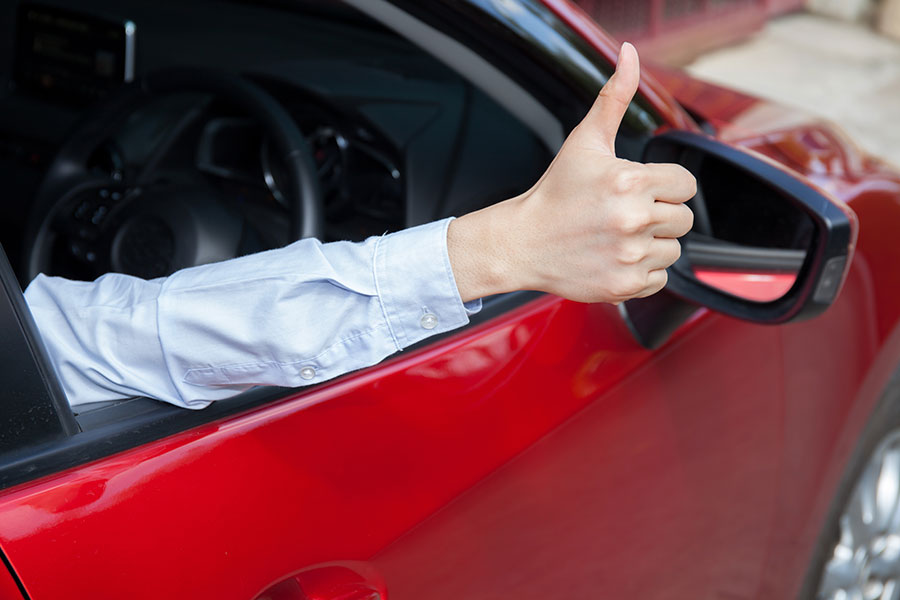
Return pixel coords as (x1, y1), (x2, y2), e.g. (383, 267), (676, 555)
(23, 218), (482, 409)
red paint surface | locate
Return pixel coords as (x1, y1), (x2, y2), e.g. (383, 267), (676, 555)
(571, 0), (804, 64)
(374, 311), (787, 599)
(0, 299), (656, 599)
(0, 564), (22, 599)
(253, 561), (387, 600)
(1, 3), (899, 600)
(542, 0), (699, 133)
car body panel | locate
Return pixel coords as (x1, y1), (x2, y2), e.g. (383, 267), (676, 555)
(0, 558), (23, 600)
(0, 293), (789, 600)
(372, 311), (785, 599)
(0, 1), (899, 599)
(0, 298), (646, 599)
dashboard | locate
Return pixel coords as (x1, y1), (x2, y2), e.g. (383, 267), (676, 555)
(0, 0), (551, 284)
(14, 3), (135, 102)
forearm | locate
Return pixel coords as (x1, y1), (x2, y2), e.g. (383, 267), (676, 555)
(26, 219), (479, 409)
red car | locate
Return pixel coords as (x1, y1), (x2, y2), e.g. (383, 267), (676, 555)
(0, 1), (896, 599)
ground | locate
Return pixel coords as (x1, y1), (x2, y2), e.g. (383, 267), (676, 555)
(685, 12), (900, 168)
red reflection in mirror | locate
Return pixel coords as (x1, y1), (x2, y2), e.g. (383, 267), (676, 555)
(694, 268), (797, 303)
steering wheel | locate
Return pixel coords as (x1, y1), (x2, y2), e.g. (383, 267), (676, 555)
(23, 68), (323, 282)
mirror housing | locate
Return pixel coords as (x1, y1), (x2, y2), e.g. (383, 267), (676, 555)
(631, 130), (857, 339)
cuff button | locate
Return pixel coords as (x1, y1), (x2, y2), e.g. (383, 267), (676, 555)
(420, 313), (438, 330)
(300, 367), (317, 380)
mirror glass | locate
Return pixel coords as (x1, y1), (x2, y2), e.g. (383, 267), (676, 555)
(677, 152), (816, 303)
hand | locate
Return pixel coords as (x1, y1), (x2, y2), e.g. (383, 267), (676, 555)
(448, 42), (696, 304)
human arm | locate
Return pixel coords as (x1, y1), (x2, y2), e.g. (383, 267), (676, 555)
(25, 219), (478, 409)
(25, 43), (694, 409)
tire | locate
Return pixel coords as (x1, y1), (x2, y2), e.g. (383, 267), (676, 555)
(798, 365), (900, 600)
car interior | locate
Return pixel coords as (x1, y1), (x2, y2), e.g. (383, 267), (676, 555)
(1, 0), (559, 282)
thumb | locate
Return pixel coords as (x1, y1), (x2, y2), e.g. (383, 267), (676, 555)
(581, 42), (640, 155)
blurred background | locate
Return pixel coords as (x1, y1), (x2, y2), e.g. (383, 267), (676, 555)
(574, 0), (900, 166)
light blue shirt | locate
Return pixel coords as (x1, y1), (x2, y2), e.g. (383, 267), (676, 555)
(24, 218), (481, 409)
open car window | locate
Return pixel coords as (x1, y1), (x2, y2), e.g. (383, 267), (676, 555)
(0, 0), (665, 488)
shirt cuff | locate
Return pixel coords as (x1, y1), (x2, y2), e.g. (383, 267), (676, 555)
(375, 217), (482, 351)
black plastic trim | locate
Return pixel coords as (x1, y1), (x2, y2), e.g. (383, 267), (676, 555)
(0, 245), (79, 453)
(686, 240), (807, 272)
(619, 290), (699, 350)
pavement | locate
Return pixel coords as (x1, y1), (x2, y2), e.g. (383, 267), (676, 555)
(684, 12), (900, 168)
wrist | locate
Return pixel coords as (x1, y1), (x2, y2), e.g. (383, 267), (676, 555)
(447, 199), (522, 303)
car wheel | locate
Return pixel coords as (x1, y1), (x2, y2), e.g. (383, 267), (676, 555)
(802, 367), (900, 600)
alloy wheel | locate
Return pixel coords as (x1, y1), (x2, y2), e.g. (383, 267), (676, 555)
(818, 431), (900, 600)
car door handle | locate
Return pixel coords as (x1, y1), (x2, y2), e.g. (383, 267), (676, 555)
(253, 561), (386, 600)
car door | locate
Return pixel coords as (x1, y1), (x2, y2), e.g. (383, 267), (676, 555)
(0, 2), (852, 599)
(0, 279), (785, 600)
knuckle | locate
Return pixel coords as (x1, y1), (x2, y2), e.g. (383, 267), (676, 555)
(611, 208), (649, 235)
(618, 240), (647, 265)
(598, 87), (631, 112)
(637, 271), (667, 298)
(651, 270), (669, 293)
(611, 271), (646, 298)
(611, 166), (644, 196)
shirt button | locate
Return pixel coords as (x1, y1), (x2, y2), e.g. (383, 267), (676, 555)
(300, 367), (316, 380)
(420, 313), (438, 330)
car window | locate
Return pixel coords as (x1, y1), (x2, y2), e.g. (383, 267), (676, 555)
(0, 0), (664, 488)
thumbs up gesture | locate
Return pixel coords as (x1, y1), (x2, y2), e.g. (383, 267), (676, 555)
(449, 43), (696, 304)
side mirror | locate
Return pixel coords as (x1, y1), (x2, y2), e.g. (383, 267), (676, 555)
(637, 130), (857, 328)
